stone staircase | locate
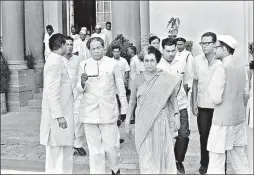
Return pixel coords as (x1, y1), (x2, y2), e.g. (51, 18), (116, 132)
(19, 89), (42, 112)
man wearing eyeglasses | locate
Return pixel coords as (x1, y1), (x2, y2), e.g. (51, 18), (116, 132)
(206, 35), (249, 174)
(76, 37), (128, 175)
(191, 32), (223, 174)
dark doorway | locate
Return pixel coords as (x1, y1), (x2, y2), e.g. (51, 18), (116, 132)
(73, 0), (96, 33)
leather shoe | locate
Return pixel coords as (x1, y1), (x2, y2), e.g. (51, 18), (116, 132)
(199, 165), (207, 174)
(112, 169), (120, 175)
(120, 139), (124, 144)
(74, 147), (87, 156)
(130, 119), (135, 124)
(176, 161), (185, 174)
(117, 119), (121, 127)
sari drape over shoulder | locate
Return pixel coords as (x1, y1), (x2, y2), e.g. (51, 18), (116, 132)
(135, 70), (180, 152)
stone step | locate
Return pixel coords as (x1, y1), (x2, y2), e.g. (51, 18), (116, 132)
(27, 99), (42, 108)
(33, 93), (42, 100)
(19, 106), (41, 112)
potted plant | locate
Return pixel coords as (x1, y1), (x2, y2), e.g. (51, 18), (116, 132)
(25, 52), (36, 94)
(0, 52), (11, 114)
(105, 34), (133, 63)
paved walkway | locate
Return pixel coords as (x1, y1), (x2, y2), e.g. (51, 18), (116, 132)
(1, 110), (235, 174)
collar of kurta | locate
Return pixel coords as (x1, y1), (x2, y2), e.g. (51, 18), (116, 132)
(222, 55), (233, 65)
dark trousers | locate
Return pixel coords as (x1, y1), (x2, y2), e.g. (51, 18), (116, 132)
(174, 108), (190, 163)
(197, 107), (214, 167)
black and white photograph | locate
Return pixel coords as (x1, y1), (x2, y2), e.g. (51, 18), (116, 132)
(0, 0), (253, 174)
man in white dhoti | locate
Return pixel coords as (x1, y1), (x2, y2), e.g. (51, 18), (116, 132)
(76, 37), (128, 174)
(91, 25), (108, 49)
(43, 25), (54, 61)
(207, 35), (249, 174)
(63, 36), (87, 156)
(40, 33), (74, 174)
(73, 27), (91, 61)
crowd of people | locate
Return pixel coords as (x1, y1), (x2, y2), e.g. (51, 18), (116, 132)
(40, 21), (253, 174)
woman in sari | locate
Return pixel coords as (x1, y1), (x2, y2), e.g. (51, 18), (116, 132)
(125, 46), (181, 174)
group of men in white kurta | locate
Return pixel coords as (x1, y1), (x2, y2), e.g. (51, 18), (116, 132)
(41, 21), (253, 174)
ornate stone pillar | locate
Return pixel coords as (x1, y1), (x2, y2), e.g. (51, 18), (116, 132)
(2, 1), (33, 112)
(25, 1), (44, 93)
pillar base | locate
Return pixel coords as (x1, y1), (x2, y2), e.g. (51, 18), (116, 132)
(7, 69), (33, 112)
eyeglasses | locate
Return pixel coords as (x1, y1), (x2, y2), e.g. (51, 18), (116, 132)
(199, 42), (214, 46)
(84, 62), (99, 77)
(90, 46), (103, 52)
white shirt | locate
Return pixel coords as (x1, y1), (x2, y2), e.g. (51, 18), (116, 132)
(71, 34), (80, 41)
(43, 32), (54, 59)
(114, 57), (130, 94)
(76, 56), (128, 124)
(157, 57), (188, 110)
(102, 28), (112, 44)
(193, 54), (222, 108)
(175, 49), (194, 88)
(73, 38), (91, 61)
(128, 55), (143, 89)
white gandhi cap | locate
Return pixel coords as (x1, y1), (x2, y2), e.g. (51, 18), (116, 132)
(217, 35), (239, 49)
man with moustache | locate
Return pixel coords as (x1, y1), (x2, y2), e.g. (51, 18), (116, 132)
(63, 36), (87, 156)
(73, 27), (91, 61)
(76, 37), (128, 174)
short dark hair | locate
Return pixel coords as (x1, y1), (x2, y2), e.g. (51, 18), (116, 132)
(46, 25), (53, 30)
(149, 36), (160, 44)
(128, 46), (137, 55)
(161, 38), (176, 49)
(144, 46), (162, 63)
(112, 44), (121, 51)
(106, 22), (111, 25)
(201, 32), (217, 43)
(49, 33), (66, 51)
(86, 37), (104, 50)
(65, 36), (74, 42)
(219, 41), (235, 55)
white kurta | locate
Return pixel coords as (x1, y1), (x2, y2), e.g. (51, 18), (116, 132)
(73, 38), (91, 61)
(128, 55), (143, 90)
(40, 52), (74, 146)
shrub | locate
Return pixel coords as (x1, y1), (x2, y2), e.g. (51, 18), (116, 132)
(24, 51), (35, 69)
(105, 34), (133, 60)
(0, 52), (11, 93)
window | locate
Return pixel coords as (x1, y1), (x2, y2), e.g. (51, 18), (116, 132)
(96, 1), (111, 28)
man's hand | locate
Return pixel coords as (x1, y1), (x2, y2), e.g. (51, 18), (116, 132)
(192, 102), (198, 116)
(174, 113), (180, 132)
(57, 117), (67, 129)
(81, 73), (88, 89)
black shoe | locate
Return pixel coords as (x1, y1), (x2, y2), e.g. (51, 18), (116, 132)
(74, 147), (87, 156)
(117, 119), (121, 127)
(176, 161), (185, 174)
(112, 169), (120, 175)
(199, 165), (207, 174)
(130, 119), (135, 124)
(120, 115), (126, 122)
(120, 139), (124, 144)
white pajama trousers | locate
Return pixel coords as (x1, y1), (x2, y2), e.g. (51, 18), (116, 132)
(84, 123), (120, 174)
(247, 126), (253, 174)
(45, 146), (73, 174)
(207, 146), (249, 174)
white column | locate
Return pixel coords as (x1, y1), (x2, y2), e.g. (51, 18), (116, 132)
(140, 1), (150, 38)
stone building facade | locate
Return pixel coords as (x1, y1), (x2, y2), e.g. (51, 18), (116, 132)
(0, 1), (253, 111)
